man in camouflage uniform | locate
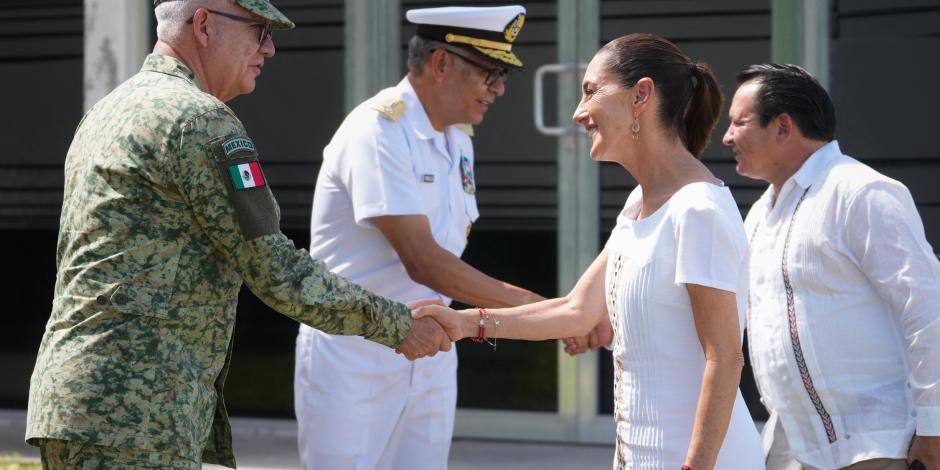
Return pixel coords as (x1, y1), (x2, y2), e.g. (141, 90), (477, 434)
(25, 1), (450, 468)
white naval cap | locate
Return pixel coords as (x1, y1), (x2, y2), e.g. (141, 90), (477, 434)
(406, 5), (527, 69)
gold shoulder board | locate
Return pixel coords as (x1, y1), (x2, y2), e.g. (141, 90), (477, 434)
(372, 97), (406, 122)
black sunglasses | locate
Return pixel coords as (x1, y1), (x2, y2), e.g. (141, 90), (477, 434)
(187, 9), (273, 45)
(441, 49), (511, 86)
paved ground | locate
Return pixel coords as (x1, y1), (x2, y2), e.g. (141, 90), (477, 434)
(0, 409), (613, 469)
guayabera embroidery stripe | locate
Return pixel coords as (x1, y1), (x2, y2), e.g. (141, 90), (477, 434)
(782, 186), (838, 444)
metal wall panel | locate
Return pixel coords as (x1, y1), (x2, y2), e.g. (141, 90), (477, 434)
(0, 1), (82, 229)
(4, 0), (939, 247)
(832, 0), (940, 245)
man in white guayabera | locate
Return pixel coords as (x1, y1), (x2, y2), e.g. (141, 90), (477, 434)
(724, 63), (940, 470)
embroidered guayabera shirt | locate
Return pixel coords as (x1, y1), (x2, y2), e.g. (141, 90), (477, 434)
(745, 141), (940, 469)
(26, 54), (412, 468)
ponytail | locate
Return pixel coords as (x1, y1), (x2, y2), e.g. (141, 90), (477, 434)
(683, 62), (723, 157)
(600, 34), (725, 158)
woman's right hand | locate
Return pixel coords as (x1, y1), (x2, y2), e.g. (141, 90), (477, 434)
(412, 304), (468, 342)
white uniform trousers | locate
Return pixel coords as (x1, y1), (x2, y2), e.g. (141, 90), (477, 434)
(294, 330), (457, 470)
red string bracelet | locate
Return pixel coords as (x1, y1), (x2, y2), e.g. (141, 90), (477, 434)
(471, 307), (489, 343)
(681, 465), (694, 470)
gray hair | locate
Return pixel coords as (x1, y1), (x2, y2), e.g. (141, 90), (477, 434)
(407, 35), (449, 75)
(155, 0), (221, 45)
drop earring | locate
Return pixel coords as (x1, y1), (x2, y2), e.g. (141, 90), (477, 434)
(631, 116), (640, 141)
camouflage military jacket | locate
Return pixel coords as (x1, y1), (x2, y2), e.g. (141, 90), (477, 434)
(26, 54), (412, 468)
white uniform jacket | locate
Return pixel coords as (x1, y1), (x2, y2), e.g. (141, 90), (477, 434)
(305, 77), (479, 302)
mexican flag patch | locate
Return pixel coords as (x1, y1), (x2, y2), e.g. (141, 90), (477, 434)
(228, 161), (266, 190)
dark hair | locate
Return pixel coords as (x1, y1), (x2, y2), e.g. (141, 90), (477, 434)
(599, 33), (723, 158)
(735, 64), (835, 141)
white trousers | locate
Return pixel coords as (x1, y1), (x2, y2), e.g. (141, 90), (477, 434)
(294, 329), (457, 470)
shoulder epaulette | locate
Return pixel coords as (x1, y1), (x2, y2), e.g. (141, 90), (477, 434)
(372, 96), (406, 122)
(455, 123), (474, 137)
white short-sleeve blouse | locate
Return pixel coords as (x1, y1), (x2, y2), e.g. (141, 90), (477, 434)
(605, 182), (763, 470)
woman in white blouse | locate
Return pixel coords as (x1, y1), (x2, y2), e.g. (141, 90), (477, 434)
(413, 33), (763, 470)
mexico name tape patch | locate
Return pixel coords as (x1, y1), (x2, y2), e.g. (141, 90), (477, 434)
(228, 161), (266, 190)
(223, 137), (255, 157)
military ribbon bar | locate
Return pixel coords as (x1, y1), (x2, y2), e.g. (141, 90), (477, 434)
(228, 161), (266, 190)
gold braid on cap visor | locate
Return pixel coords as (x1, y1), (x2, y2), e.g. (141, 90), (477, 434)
(445, 33), (512, 51)
(472, 47), (522, 67)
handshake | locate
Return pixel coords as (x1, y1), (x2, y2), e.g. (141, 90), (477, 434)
(394, 298), (466, 360)
(392, 297), (613, 360)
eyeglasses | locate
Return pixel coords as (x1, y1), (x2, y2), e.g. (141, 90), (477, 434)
(441, 49), (511, 86)
(187, 9), (273, 45)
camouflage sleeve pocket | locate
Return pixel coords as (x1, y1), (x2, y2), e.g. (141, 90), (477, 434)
(209, 135), (280, 241)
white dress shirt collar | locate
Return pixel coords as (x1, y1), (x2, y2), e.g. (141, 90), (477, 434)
(765, 140), (841, 212)
(790, 140), (841, 190)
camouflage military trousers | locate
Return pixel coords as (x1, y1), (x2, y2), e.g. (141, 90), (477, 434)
(38, 439), (199, 470)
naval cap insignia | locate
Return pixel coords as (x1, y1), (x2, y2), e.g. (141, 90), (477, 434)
(504, 13), (525, 43)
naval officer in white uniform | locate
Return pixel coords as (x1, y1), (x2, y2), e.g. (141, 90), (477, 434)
(294, 6), (544, 469)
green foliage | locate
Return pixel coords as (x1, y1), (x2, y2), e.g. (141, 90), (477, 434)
(0, 452), (41, 470)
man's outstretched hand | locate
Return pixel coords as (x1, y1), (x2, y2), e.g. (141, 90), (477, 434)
(411, 304), (466, 342)
(395, 316), (452, 360)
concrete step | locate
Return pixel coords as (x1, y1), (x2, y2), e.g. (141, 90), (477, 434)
(1, 409), (613, 469)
